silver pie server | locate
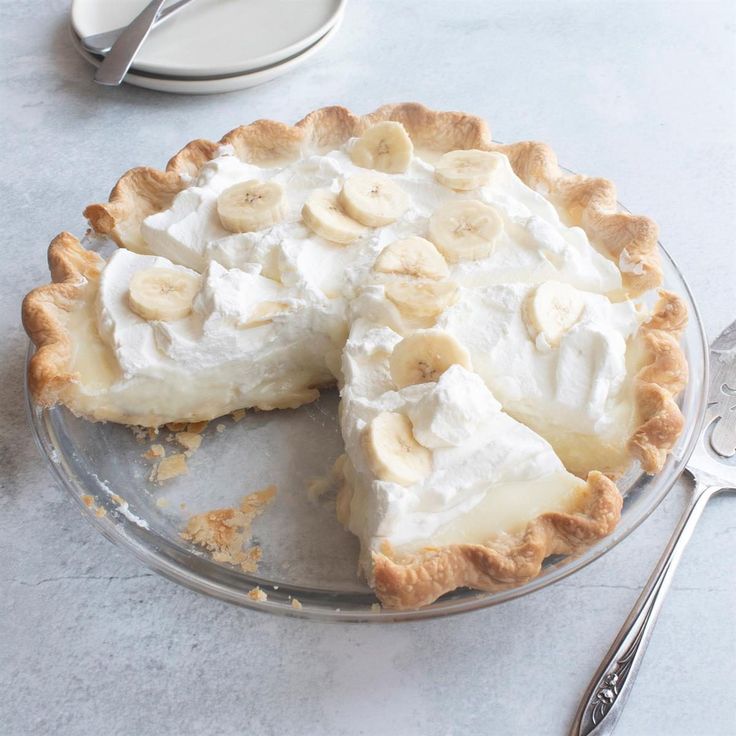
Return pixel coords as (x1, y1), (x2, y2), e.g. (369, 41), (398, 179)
(570, 320), (736, 736)
(94, 0), (169, 86)
(82, 0), (196, 55)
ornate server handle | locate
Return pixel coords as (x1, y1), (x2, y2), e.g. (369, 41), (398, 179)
(569, 480), (722, 736)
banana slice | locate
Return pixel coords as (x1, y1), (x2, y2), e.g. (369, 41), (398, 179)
(339, 173), (409, 227)
(301, 189), (367, 244)
(362, 411), (432, 486)
(435, 150), (502, 190)
(128, 267), (201, 322)
(428, 199), (503, 263)
(217, 180), (287, 233)
(385, 279), (459, 320)
(237, 300), (292, 328)
(525, 281), (585, 346)
(373, 237), (449, 280)
(350, 121), (414, 174)
(389, 331), (471, 388)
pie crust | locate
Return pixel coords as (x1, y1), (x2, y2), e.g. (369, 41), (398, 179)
(21, 104), (689, 609)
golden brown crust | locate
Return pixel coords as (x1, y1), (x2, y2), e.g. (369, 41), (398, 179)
(82, 103), (661, 294)
(21, 232), (103, 407)
(629, 290), (688, 473)
(83, 167), (186, 254)
(372, 470), (621, 609)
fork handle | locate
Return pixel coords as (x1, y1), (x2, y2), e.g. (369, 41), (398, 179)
(569, 479), (722, 736)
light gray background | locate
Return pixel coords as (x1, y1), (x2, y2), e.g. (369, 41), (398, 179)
(2, 1), (735, 734)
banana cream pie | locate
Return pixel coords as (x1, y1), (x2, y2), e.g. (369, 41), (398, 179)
(22, 104), (687, 609)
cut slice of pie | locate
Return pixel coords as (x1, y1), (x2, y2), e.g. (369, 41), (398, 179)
(337, 319), (622, 609)
(22, 104), (688, 609)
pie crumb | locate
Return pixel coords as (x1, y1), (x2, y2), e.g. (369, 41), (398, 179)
(216, 423), (226, 433)
(291, 598), (303, 610)
(239, 545), (262, 573)
(175, 432), (202, 452)
(143, 444), (166, 460)
(231, 409), (246, 422)
(151, 453), (188, 484)
(111, 494), (123, 505)
(187, 420), (208, 434)
(165, 421), (188, 432)
(82, 494), (106, 517)
(155, 498), (169, 508)
(180, 485), (277, 572)
(371, 603), (381, 613)
(248, 587), (267, 602)
(307, 476), (331, 501)
(130, 426), (147, 443)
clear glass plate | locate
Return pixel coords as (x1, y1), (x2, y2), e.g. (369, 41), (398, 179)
(25, 228), (708, 623)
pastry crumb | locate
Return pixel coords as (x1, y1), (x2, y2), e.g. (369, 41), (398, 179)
(291, 598), (303, 610)
(248, 587), (267, 602)
(187, 420), (208, 434)
(239, 545), (262, 573)
(180, 485), (277, 573)
(144, 443), (166, 460)
(151, 453), (188, 483)
(82, 494), (106, 517)
(111, 494), (123, 505)
(216, 423), (226, 433)
(130, 426), (146, 443)
(143, 443), (166, 460)
(165, 421), (188, 432)
(130, 425), (159, 442)
(175, 432), (202, 452)
(308, 453), (346, 502)
(307, 476), (331, 501)
(231, 409), (246, 422)
(155, 498), (169, 508)
(179, 502), (188, 511)
(371, 603), (381, 613)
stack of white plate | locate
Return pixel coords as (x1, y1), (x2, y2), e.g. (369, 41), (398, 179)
(70, 0), (345, 94)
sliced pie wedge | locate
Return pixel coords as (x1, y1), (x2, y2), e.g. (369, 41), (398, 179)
(337, 318), (621, 609)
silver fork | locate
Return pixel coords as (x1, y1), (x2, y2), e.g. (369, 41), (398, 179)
(81, 0), (196, 55)
(570, 320), (736, 736)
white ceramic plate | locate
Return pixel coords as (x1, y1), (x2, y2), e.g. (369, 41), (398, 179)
(71, 0), (345, 77)
(69, 17), (341, 95)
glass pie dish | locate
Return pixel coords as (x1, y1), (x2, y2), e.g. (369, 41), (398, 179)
(25, 219), (708, 623)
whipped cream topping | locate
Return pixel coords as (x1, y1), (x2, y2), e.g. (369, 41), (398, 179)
(437, 283), (643, 438)
(141, 142), (622, 298)
(407, 365), (502, 449)
(77, 133), (656, 552)
(339, 322), (583, 556)
(92, 248), (344, 421)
